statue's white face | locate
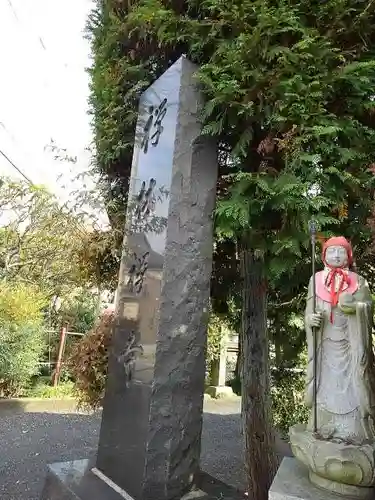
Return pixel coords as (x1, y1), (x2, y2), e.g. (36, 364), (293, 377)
(325, 245), (348, 268)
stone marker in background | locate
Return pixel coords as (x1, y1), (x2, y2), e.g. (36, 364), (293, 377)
(41, 56), (243, 500)
(206, 335), (234, 399)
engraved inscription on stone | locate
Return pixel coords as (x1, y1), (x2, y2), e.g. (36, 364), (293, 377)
(141, 98), (168, 154)
(134, 178), (157, 222)
(126, 251), (150, 294)
(118, 331), (144, 388)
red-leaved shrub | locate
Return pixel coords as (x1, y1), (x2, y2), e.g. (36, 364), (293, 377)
(68, 311), (114, 410)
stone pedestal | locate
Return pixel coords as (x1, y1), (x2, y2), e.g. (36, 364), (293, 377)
(41, 56), (241, 500)
(290, 424), (375, 499)
(269, 457), (361, 500)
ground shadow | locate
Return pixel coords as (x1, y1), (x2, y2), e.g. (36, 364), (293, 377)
(202, 412), (292, 493)
(202, 411), (246, 490)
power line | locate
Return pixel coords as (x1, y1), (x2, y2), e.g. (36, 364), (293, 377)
(6, 0), (19, 21)
(0, 121), (33, 162)
(0, 148), (90, 238)
(5, 0), (47, 51)
(0, 148), (34, 185)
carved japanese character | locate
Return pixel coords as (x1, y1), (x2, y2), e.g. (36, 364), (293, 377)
(117, 331), (144, 388)
(134, 178), (156, 222)
(150, 98), (167, 147)
(140, 106), (154, 154)
(127, 251), (150, 294)
(141, 99), (168, 153)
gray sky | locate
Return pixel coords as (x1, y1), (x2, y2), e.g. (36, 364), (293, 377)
(0, 0), (94, 205)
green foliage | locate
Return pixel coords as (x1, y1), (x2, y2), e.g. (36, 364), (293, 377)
(0, 177), (120, 301)
(0, 283), (47, 397)
(76, 230), (121, 291)
(25, 377), (74, 399)
(206, 312), (232, 364)
(86, 1), (182, 232)
(0, 178), (87, 298)
(271, 370), (309, 437)
(48, 291), (100, 383)
(0, 322), (46, 397)
(269, 311), (306, 370)
(88, 0), (375, 340)
(122, 0), (375, 275)
(87, 5), (375, 472)
(0, 282), (47, 326)
(206, 312), (235, 384)
(54, 290), (99, 334)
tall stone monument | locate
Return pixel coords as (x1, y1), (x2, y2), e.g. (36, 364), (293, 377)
(41, 57), (242, 500)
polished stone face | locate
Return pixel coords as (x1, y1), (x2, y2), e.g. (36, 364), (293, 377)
(96, 59), (180, 500)
(41, 460), (120, 500)
(96, 57), (218, 500)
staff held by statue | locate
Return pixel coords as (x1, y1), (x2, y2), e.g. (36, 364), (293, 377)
(308, 219), (318, 434)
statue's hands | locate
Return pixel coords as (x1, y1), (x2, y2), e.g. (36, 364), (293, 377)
(339, 292), (356, 314)
(306, 311), (323, 328)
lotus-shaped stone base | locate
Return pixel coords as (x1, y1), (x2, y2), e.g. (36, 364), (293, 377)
(289, 424), (375, 499)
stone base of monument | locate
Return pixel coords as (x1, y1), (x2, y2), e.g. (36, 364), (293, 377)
(205, 385), (234, 399)
(41, 459), (245, 500)
(289, 424), (375, 499)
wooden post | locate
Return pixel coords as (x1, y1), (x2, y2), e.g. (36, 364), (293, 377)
(52, 325), (67, 387)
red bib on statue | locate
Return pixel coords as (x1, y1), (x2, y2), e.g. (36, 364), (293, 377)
(315, 270), (358, 303)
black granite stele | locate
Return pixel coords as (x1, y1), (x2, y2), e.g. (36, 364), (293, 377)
(41, 56), (242, 500)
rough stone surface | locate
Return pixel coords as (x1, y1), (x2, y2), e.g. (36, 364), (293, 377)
(290, 424), (375, 498)
(96, 55), (218, 500)
(269, 457), (368, 500)
(142, 77), (218, 500)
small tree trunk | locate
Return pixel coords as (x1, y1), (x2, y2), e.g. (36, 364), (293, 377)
(240, 241), (277, 500)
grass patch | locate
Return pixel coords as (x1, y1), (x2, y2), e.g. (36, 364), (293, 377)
(22, 376), (74, 399)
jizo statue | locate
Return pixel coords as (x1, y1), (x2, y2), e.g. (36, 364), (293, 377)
(306, 237), (375, 441)
(290, 236), (375, 498)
